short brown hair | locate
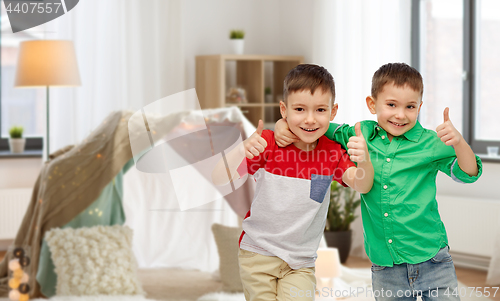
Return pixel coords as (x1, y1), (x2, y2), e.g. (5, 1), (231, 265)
(283, 64), (335, 105)
(371, 63), (423, 99)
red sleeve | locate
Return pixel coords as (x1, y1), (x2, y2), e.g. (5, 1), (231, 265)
(237, 129), (274, 177)
(332, 145), (356, 187)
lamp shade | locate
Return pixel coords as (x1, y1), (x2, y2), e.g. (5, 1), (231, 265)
(316, 248), (342, 279)
(15, 40), (81, 87)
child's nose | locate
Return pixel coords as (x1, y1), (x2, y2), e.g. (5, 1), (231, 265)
(305, 112), (315, 123)
(396, 109), (405, 119)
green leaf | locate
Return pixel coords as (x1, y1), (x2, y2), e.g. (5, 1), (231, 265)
(229, 30), (245, 39)
(9, 126), (24, 139)
(326, 182), (361, 232)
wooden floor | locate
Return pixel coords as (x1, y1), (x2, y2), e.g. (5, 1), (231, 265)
(0, 251), (497, 300)
(344, 256), (500, 301)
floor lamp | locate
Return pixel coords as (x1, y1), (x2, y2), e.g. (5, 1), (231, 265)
(14, 40), (81, 160)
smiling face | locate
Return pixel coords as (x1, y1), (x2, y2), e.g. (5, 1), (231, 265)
(366, 82), (423, 140)
(280, 89), (338, 150)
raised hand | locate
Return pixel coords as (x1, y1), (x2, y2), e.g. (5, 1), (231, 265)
(274, 118), (299, 147)
(346, 122), (369, 163)
(436, 107), (462, 146)
(243, 120), (268, 159)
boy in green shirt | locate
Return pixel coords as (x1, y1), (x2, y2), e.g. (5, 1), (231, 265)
(274, 63), (482, 300)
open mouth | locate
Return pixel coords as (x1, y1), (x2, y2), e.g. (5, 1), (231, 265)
(389, 121), (408, 128)
(300, 127), (319, 132)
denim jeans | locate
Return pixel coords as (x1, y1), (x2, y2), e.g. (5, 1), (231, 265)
(371, 246), (460, 301)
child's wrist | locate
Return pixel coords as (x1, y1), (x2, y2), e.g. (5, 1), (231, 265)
(455, 133), (465, 147)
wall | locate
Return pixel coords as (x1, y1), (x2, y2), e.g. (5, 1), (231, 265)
(437, 162), (500, 268)
(181, 0), (315, 90)
(0, 158), (41, 189)
(0, 158), (41, 249)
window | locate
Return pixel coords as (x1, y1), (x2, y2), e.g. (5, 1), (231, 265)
(1, 4), (44, 152)
(472, 0), (500, 151)
(415, 0), (500, 158)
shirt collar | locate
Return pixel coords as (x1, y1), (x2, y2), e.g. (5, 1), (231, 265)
(370, 121), (424, 142)
(403, 121), (424, 142)
(369, 123), (381, 141)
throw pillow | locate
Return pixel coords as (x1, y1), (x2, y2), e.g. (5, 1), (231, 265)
(44, 225), (144, 296)
(211, 223), (243, 292)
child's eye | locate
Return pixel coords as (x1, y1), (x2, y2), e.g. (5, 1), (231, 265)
(295, 108), (304, 112)
(317, 108), (326, 112)
(388, 103), (395, 107)
(407, 105), (415, 109)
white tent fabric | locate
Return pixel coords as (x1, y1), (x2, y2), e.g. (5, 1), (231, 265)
(123, 107), (256, 272)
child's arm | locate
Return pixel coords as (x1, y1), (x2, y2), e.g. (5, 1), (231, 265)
(436, 108), (478, 176)
(275, 118), (353, 150)
(341, 123), (374, 194)
(212, 120), (267, 186)
(274, 118), (299, 147)
(274, 118), (372, 192)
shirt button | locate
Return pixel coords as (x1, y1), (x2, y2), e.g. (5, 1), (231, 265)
(388, 239), (393, 244)
(386, 158), (391, 162)
(384, 213), (388, 217)
(383, 185), (388, 189)
(381, 135), (386, 139)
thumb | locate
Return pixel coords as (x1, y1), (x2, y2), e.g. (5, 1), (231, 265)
(355, 122), (363, 138)
(256, 119), (264, 136)
(443, 107), (450, 122)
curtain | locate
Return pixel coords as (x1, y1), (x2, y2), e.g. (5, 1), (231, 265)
(45, 0), (184, 153)
(312, 0), (412, 125)
(311, 0), (412, 257)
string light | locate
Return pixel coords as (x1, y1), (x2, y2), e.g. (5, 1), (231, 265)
(8, 247), (31, 300)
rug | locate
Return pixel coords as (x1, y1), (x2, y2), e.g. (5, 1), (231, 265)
(195, 280), (492, 301)
(3, 296), (157, 301)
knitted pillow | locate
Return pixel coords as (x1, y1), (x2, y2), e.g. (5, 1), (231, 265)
(44, 225), (144, 296)
(211, 223), (243, 292)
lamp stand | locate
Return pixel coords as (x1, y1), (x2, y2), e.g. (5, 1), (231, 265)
(317, 278), (336, 301)
(46, 86), (50, 160)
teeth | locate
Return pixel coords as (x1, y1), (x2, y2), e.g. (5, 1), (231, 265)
(391, 122), (406, 126)
(301, 128), (318, 132)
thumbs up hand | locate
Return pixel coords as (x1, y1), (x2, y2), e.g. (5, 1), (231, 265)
(436, 107), (462, 146)
(243, 120), (268, 159)
(346, 122), (369, 163)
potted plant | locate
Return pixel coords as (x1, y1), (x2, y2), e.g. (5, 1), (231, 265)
(264, 87), (272, 103)
(8, 126), (26, 154)
(229, 30), (245, 55)
(324, 181), (361, 263)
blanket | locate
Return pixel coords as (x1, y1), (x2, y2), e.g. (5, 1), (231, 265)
(0, 111), (134, 298)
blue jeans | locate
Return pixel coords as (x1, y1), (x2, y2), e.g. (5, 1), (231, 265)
(371, 246), (460, 301)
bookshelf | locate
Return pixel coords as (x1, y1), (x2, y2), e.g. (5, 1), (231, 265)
(195, 54), (304, 128)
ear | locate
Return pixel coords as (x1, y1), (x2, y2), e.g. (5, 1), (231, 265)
(330, 103), (338, 121)
(280, 100), (287, 120)
(366, 96), (376, 115)
(417, 100), (423, 114)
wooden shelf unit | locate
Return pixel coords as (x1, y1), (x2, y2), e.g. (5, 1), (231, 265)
(195, 54), (304, 128)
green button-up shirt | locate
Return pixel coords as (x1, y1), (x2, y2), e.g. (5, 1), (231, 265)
(326, 120), (482, 266)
